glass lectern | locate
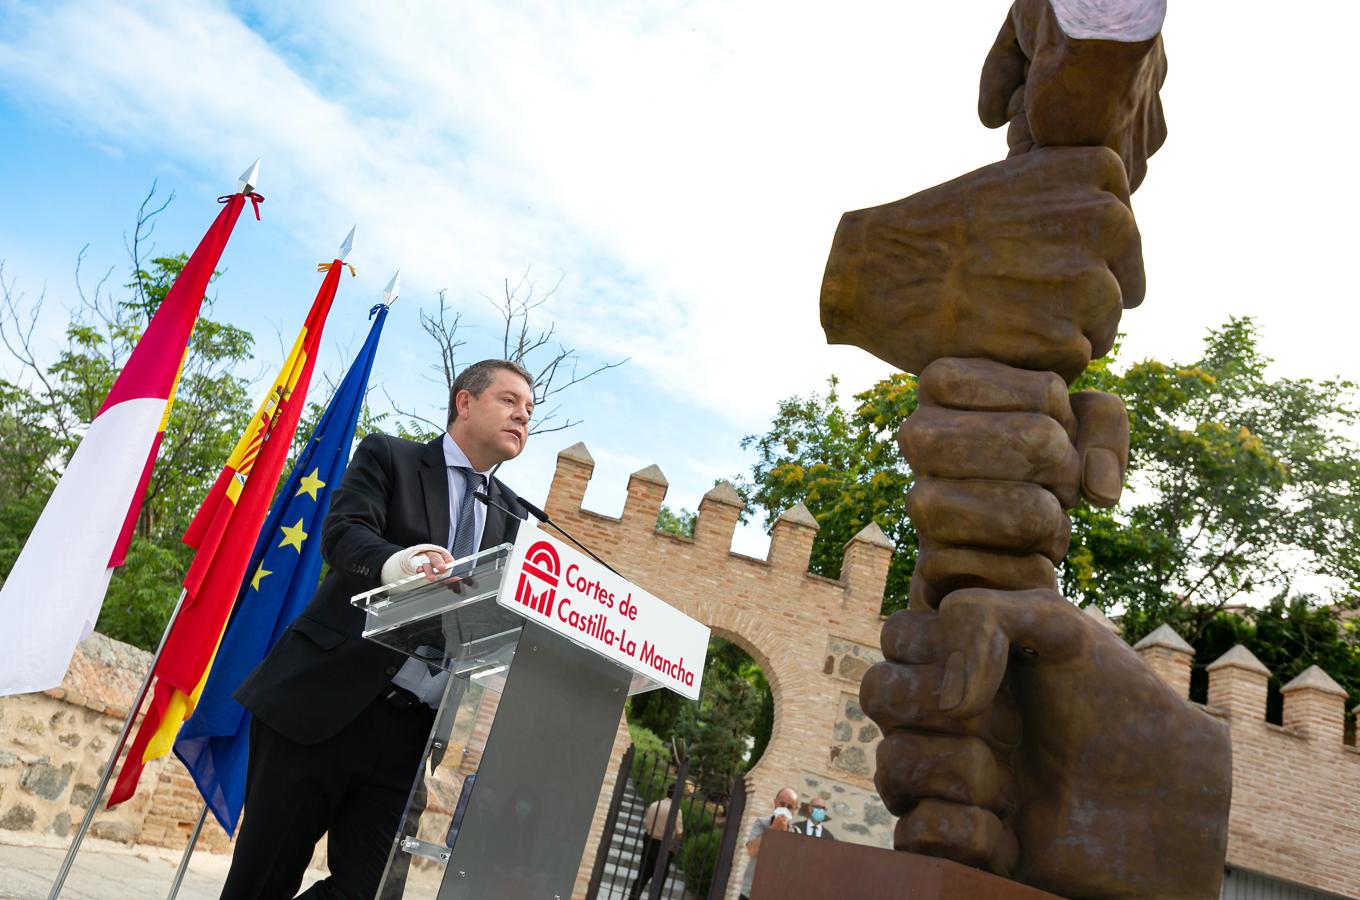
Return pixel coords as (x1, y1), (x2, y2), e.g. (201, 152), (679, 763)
(351, 543), (662, 900)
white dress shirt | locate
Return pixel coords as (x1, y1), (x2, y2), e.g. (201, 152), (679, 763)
(391, 433), (495, 707)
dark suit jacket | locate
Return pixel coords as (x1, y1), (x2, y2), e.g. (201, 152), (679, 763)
(793, 820), (836, 839)
(236, 433), (523, 744)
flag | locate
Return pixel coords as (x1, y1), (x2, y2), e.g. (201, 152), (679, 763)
(107, 259), (346, 807)
(0, 191), (259, 696)
(175, 303), (389, 835)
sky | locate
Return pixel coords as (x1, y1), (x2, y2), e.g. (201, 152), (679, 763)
(1, 0), (1358, 561)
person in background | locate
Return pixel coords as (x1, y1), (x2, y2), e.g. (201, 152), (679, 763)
(737, 786), (798, 900)
(793, 795), (836, 840)
(629, 782), (684, 900)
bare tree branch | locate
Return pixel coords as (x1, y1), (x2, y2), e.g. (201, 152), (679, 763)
(397, 266), (626, 439)
(381, 384), (445, 436)
(124, 181), (174, 309)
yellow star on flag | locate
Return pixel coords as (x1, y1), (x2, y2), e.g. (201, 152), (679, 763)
(296, 468), (326, 501)
(278, 518), (309, 553)
(251, 564), (273, 592)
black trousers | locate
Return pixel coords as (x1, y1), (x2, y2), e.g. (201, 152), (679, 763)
(629, 836), (673, 900)
(219, 693), (434, 900)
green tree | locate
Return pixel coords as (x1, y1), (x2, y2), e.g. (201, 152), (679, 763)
(1067, 319), (1360, 644)
(736, 373), (918, 614)
(626, 637), (773, 795)
(655, 503), (696, 538)
(1190, 597), (1360, 721)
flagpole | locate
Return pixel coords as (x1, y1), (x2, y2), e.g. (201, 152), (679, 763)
(48, 588), (190, 900)
(166, 803), (209, 900)
(161, 272), (397, 900)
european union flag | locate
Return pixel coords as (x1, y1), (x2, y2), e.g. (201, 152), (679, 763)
(175, 304), (389, 835)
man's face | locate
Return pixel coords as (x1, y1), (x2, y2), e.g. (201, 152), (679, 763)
(452, 370), (533, 468)
(775, 790), (798, 813)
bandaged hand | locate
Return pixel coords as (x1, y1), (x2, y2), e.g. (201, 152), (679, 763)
(381, 543), (456, 584)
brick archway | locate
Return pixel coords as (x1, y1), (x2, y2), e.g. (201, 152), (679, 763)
(543, 443), (900, 896)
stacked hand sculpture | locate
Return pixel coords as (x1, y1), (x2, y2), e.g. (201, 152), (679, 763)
(820, 2), (1231, 897)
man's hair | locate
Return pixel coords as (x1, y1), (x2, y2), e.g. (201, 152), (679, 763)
(447, 359), (534, 426)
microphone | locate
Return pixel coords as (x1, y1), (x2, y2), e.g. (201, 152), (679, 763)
(514, 497), (623, 578)
(473, 490), (526, 522)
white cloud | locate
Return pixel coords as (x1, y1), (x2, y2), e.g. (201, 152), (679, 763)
(3, 0), (1360, 560)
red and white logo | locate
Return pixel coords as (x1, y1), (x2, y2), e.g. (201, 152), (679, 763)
(514, 540), (561, 617)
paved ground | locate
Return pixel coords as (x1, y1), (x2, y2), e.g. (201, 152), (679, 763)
(0, 832), (283, 899)
(0, 832), (441, 899)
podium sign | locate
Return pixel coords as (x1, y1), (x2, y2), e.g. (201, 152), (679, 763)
(500, 527), (709, 700)
(354, 532), (712, 899)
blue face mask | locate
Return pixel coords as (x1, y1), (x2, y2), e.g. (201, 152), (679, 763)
(811, 807), (827, 823)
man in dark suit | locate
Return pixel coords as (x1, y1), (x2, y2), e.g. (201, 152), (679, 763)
(221, 359), (534, 900)
(792, 796), (835, 841)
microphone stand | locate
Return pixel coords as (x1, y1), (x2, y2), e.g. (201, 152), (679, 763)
(473, 491), (622, 578)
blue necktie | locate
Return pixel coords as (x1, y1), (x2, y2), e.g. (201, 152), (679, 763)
(451, 467), (484, 568)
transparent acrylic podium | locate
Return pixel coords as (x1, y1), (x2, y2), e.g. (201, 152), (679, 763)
(351, 543), (662, 900)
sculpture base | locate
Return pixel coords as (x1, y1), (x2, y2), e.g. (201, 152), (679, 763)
(750, 830), (1065, 900)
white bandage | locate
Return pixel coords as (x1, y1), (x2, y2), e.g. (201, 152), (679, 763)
(381, 543), (449, 585)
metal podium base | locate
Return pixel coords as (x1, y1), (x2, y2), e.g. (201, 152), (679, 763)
(437, 621), (631, 899)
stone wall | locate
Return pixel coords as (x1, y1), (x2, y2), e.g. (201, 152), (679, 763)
(0, 633), (232, 854)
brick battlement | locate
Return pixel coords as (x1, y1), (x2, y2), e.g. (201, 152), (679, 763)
(545, 441), (893, 629)
(1134, 631), (1360, 897)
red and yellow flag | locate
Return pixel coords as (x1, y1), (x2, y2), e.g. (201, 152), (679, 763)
(108, 260), (346, 807)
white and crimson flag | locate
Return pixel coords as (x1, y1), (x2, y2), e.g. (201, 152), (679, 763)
(0, 188), (261, 696)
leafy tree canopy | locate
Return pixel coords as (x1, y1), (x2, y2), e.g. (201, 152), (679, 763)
(736, 318), (1360, 710)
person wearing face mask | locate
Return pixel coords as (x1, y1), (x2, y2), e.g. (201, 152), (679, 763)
(792, 796), (836, 840)
(221, 360), (535, 900)
(737, 787), (798, 900)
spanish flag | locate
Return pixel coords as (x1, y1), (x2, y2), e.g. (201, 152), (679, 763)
(107, 258), (345, 807)
(0, 191), (257, 697)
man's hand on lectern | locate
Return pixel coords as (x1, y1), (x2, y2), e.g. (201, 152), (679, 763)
(381, 543), (456, 584)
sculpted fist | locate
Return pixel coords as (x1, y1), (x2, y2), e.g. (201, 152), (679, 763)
(860, 587), (1232, 899)
(979, 0), (1168, 192)
(871, 358), (1232, 897)
(820, 146), (1142, 384)
(900, 357), (1128, 610)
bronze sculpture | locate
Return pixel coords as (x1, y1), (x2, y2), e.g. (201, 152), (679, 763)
(820, 2), (1232, 897)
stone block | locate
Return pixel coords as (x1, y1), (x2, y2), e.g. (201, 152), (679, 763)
(20, 761), (74, 801)
(69, 783), (94, 808)
(0, 804), (36, 831)
(90, 820), (138, 843)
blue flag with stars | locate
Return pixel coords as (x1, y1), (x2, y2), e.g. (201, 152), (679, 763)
(175, 304), (389, 835)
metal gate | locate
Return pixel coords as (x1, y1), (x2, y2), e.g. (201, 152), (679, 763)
(586, 745), (748, 900)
